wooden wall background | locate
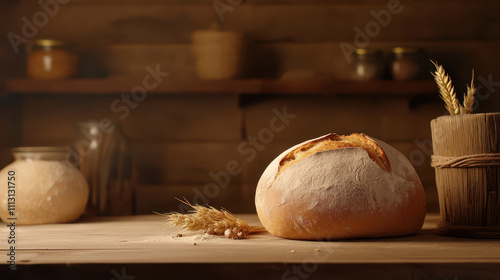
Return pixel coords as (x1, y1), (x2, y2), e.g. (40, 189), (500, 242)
(1, 0), (500, 214)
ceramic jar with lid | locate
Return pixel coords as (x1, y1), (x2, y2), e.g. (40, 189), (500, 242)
(390, 47), (424, 81)
(350, 48), (384, 81)
(0, 147), (89, 225)
(192, 24), (245, 80)
(27, 39), (79, 80)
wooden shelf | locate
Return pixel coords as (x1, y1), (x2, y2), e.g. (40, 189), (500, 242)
(3, 78), (437, 96)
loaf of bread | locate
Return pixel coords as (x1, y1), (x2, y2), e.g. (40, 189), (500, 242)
(255, 133), (426, 240)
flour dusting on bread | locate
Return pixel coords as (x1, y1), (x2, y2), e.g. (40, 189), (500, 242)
(255, 133), (426, 240)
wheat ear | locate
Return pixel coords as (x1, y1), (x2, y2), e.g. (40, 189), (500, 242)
(463, 70), (476, 114)
(156, 199), (266, 239)
(431, 60), (460, 115)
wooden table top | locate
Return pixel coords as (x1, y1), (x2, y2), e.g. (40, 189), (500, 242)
(1, 213), (500, 265)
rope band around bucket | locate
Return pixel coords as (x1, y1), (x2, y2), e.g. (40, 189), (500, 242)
(431, 153), (500, 168)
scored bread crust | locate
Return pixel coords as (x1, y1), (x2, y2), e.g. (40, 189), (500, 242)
(255, 133), (426, 240)
(278, 133), (391, 174)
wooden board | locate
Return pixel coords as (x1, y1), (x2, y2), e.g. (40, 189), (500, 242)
(1, 214), (499, 265)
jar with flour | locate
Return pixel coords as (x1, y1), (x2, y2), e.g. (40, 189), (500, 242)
(0, 147), (89, 225)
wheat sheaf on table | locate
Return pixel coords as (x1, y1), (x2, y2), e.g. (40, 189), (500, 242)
(156, 199), (266, 239)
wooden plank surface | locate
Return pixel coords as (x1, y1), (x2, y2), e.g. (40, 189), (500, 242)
(1, 214), (499, 265)
(8, 1), (500, 43)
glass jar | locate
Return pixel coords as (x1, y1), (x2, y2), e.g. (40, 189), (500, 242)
(27, 39), (79, 80)
(350, 48), (384, 81)
(390, 47), (424, 81)
(0, 147), (89, 225)
(69, 121), (135, 216)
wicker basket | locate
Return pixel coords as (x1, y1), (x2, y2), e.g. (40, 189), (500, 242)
(431, 113), (500, 238)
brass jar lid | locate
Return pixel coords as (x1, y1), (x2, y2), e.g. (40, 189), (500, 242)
(354, 48), (382, 55)
(392, 47), (421, 54)
(32, 39), (69, 48)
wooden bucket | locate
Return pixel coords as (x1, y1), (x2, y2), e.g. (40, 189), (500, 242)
(191, 30), (245, 80)
(431, 113), (500, 238)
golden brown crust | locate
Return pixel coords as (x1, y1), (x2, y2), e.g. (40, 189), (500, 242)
(255, 133), (426, 240)
(278, 133), (391, 175)
(259, 184), (426, 240)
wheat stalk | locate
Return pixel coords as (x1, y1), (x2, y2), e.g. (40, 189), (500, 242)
(156, 199), (266, 239)
(463, 70), (476, 114)
(431, 60), (460, 115)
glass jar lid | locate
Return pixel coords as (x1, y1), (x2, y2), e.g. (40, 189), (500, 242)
(12, 146), (69, 161)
